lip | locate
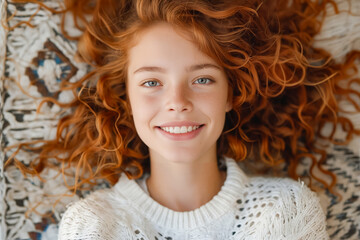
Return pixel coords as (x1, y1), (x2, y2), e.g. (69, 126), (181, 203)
(156, 121), (205, 141)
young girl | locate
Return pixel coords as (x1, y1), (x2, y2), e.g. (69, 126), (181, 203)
(8, 0), (360, 239)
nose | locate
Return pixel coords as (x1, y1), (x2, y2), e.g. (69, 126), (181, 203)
(165, 84), (193, 112)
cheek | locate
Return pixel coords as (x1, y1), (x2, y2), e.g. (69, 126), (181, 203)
(129, 93), (159, 128)
(197, 89), (229, 115)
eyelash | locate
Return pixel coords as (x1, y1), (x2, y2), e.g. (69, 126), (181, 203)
(142, 77), (213, 87)
(194, 77), (213, 85)
(142, 80), (160, 87)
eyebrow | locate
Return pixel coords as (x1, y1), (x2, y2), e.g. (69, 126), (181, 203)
(133, 63), (221, 74)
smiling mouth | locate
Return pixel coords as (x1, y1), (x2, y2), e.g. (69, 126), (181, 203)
(158, 125), (204, 134)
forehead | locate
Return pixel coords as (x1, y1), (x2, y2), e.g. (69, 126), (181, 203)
(127, 22), (218, 72)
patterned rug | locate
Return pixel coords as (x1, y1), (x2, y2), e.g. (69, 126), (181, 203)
(0, 0), (359, 239)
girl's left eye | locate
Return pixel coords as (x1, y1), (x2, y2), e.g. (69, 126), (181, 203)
(194, 78), (213, 84)
(143, 80), (160, 87)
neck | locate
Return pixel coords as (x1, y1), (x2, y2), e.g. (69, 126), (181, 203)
(146, 151), (226, 212)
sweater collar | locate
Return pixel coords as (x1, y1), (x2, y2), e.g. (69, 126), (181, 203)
(114, 157), (249, 230)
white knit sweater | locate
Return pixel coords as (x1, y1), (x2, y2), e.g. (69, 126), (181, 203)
(58, 158), (329, 240)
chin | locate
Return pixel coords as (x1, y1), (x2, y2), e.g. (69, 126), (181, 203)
(156, 149), (204, 164)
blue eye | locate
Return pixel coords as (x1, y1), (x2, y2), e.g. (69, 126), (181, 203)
(194, 78), (212, 84)
(143, 80), (160, 87)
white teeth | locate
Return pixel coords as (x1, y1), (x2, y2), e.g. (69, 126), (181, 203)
(180, 126), (187, 133)
(160, 125), (200, 134)
(174, 127), (180, 133)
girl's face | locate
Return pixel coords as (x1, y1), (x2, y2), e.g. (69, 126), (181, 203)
(127, 22), (232, 164)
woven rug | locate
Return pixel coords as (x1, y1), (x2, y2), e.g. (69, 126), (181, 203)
(0, 0), (359, 239)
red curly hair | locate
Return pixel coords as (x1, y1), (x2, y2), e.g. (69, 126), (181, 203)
(8, 0), (360, 197)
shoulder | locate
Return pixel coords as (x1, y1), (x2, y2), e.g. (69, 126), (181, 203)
(245, 176), (323, 214)
(247, 176), (316, 197)
(58, 188), (132, 240)
(241, 176), (329, 239)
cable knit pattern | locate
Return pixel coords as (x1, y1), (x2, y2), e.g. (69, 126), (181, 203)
(58, 158), (329, 240)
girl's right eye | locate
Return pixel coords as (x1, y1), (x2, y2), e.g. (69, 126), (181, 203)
(142, 80), (160, 87)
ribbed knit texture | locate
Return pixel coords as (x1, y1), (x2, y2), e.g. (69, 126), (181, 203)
(58, 158), (329, 240)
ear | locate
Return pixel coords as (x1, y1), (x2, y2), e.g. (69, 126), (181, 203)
(125, 87), (133, 115)
(226, 102), (232, 112)
(125, 96), (133, 116)
(226, 100), (232, 112)
(226, 86), (233, 112)
(128, 102), (133, 115)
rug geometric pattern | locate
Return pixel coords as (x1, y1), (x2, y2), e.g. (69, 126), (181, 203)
(0, 0), (359, 239)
